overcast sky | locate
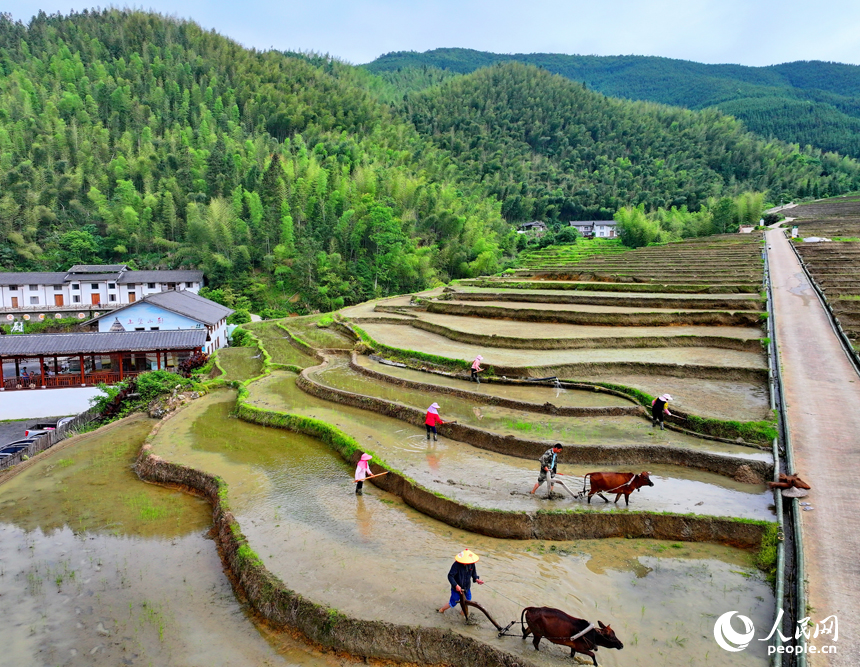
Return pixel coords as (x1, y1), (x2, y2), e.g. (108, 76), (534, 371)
(10, 1), (860, 67)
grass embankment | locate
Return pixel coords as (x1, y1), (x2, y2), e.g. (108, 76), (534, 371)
(517, 238), (628, 269)
(347, 323), (776, 445)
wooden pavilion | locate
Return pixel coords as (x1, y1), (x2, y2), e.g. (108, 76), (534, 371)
(0, 329), (206, 390)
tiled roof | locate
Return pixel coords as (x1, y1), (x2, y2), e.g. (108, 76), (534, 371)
(68, 274), (123, 282)
(67, 265), (127, 273)
(117, 270), (203, 284)
(0, 330), (207, 357)
(87, 290), (232, 326)
(0, 272), (68, 286)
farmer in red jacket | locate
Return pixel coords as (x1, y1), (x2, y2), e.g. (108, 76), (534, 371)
(425, 402), (446, 441)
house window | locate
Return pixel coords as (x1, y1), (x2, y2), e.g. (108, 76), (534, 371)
(8, 285), (18, 291)
(109, 294), (117, 302)
(72, 295), (80, 303)
(29, 284), (38, 291)
(150, 326), (159, 331)
(54, 285), (63, 291)
(186, 282), (194, 288)
(108, 283), (116, 289)
(135, 327), (145, 331)
(91, 283), (99, 289)
(71, 283), (80, 290)
(29, 296), (39, 304)
(148, 283), (156, 289)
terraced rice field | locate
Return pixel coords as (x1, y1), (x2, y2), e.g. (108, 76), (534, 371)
(511, 234), (764, 288)
(789, 196), (860, 341)
(10, 231), (778, 666)
(517, 237), (629, 269)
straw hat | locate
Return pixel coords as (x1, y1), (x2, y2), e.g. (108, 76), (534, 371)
(360, 453), (372, 461)
(659, 394), (672, 401)
(454, 549), (480, 564)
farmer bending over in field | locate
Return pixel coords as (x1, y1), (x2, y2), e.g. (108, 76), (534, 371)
(651, 394), (673, 431)
(471, 355), (484, 383)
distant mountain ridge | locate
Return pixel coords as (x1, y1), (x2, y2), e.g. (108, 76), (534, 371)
(365, 49), (860, 158)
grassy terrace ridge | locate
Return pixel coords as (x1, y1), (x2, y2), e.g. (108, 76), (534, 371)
(457, 279), (761, 294)
(347, 323), (777, 445)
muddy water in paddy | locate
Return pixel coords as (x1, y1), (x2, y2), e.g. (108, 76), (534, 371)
(305, 358), (766, 458)
(216, 346), (264, 381)
(353, 353), (633, 408)
(258, 369), (770, 518)
(152, 392), (772, 667)
(416, 312), (763, 340)
(357, 323), (766, 370)
(0, 415), (340, 667)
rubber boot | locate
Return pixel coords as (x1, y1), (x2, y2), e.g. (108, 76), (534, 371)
(433, 434), (438, 441)
(426, 432), (430, 440)
(660, 423), (665, 431)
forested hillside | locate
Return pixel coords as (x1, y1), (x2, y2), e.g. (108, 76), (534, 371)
(3, 11), (860, 314)
(366, 49), (860, 159)
(403, 62), (860, 221)
(0, 10), (508, 313)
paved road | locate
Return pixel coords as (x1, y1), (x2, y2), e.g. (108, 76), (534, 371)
(767, 229), (859, 665)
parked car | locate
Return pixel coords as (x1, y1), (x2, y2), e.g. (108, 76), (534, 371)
(23, 428), (51, 438)
(0, 443), (32, 456)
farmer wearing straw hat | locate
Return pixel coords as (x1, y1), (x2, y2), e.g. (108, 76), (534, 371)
(438, 549), (484, 614)
(471, 355), (484, 383)
(354, 453), (372, 495)
(651, 394), (673, 430)
(425, 402), (446, 441)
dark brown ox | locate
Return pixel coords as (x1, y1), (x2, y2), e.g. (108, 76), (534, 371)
(767, 473), (811, 490)
(521, 606), (623, 665)
(584, 471), (653, 505)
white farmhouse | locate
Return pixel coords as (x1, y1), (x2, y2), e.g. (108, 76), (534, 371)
(86, 290), (233, 354)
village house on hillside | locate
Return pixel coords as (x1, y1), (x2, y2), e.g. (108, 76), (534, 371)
(517, 221), (548, 235)
(569, 220), (618, 238)
(0, 264), (204, 322)
(86, 290), (233, 354)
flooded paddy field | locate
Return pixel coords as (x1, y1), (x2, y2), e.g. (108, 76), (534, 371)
(353, 354), (633, 408)
(151, 392), (774, 667)
(353, 353), (772, 423)
(216, 346), (264, 381)
(0, 415), (342, 667)
(285, 369), (772, 518)
(267, 367), (764, 458)
(282, 315), (354, 350)
(356, 322), (766, 373)
(414, 312), (763, 341)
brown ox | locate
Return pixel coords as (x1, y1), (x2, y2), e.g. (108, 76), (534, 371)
(767, 473), (811, 490)
(521, 606), (623, 665)
(584, 471), (653, 505)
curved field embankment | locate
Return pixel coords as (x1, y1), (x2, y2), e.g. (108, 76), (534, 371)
(375, 317), (763, 352)
(296, 362), (770, 482)
(460, 278), (759, 294)
(442, 289), (764, 311)
(134, 414), (533, 667)
(426, 301), (764, 326)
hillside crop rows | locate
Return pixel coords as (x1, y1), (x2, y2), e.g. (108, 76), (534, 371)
(792, 196), (860, 341)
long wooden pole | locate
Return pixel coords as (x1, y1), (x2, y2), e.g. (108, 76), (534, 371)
(353, 471), (389, 483)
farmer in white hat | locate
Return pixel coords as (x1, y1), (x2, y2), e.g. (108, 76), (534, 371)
(651, 394), (673, 430)
(438, 549), (484, 614)
(425, 402), (446, 441)
(471, 355), (484, 383)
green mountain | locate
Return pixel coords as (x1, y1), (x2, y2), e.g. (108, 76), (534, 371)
(0, 10), (507, 312)
(2, 11), (860, 313)
(401, 62), (860, 221)
(365, 49), (860, 159)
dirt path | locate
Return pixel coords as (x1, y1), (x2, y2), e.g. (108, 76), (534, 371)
(767, 229), (859, 665)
